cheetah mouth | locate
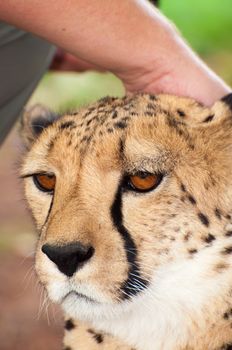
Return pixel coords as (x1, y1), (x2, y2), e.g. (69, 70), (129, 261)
(62, 290), (98, 304)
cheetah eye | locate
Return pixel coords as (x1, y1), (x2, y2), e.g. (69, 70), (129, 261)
(33, 173), (56, 193)
(125, 172), (163, 193)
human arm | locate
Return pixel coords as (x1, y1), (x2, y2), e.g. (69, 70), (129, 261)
(0, 0), (230, 105)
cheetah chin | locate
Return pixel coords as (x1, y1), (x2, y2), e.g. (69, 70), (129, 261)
(21, 93), (232, 350)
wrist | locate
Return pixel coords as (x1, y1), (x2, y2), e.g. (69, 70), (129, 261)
(114, 15), (178, 91)
(118, 23), (230, 105)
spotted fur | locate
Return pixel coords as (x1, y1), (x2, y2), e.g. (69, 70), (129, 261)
(21, 93), (232, 350)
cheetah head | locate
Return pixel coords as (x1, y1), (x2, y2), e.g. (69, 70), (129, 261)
(21, 93), (232, 326)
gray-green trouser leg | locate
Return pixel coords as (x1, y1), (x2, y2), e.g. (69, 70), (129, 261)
(0, 22), (56, 144)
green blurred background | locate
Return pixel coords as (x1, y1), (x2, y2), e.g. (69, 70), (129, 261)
(0, 1), (232, 349)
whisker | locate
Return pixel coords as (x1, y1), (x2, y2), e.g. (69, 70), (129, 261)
(120, 285), (151, 311)
(21, 265), (34, 285)
(37, 286), (48, 321)
(45, 296), (51, 325)
(129, 270), (151, 282)
(127, 277), (148, 290)
(19, 250), (35, 267)
(120, 289), (133, 301)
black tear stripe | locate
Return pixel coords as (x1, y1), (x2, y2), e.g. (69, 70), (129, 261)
(41, 196), (54, 232)
(111, 185), (149, 299)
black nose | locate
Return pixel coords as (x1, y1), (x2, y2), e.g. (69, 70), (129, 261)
(41, 242), (94, 277)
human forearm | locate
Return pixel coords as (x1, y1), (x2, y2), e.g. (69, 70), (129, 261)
(0, 0), (230, 105)
(0, 0), (174, 71)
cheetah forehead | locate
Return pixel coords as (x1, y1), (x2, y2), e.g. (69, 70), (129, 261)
(21, 93), (232, 176)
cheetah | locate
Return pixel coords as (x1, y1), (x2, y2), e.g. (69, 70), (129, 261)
(20, 92), (232, 350)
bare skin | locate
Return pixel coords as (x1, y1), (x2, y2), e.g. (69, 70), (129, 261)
(0, 0), (230, 105)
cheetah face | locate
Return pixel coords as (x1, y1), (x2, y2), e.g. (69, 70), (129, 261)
(21, 93), (232, 323)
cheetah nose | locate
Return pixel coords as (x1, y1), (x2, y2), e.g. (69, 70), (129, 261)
(41, 242), (95, 277)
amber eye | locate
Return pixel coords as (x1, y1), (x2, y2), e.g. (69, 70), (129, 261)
(127, 172), (163, 193)
(33, 173), (56, 193)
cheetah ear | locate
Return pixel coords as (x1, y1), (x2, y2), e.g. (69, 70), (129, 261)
(220, 92), (232, 110)
(210, 92), (232, 123)
(20, 104), (59, 149)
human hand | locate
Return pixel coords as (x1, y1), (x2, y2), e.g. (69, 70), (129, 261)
(114, 28), (231, 106)
(49, 2), (230, 106)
